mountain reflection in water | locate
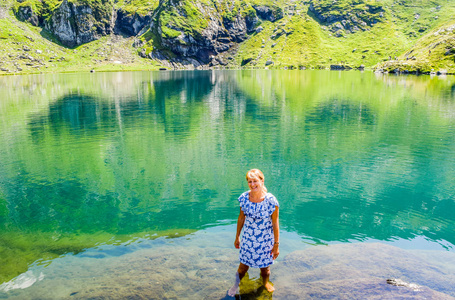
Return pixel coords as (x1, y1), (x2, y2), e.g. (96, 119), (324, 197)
(0, 70), (454, 289)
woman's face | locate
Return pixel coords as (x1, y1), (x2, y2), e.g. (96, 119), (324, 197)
(247, 176), (264, 193)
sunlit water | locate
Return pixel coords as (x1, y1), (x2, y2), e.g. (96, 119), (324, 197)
(1, 70), (455, 299)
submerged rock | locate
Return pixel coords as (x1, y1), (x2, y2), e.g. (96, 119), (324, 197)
(274, 243), (455, 299)
(387, 278), (423, 291)
(4, 241), (454, 299)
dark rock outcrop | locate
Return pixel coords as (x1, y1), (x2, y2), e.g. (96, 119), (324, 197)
(15, 5), (40, 26)
(149, 0), (264, 67)
(253, 5), (283, 22)
(330, 64), (352, 70)
(15, 0), (282, 67)
(114, 10), (152, 36)
(44, 0), (114, 48)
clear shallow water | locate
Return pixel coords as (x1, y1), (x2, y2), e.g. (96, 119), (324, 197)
(1, 70), (455, 298)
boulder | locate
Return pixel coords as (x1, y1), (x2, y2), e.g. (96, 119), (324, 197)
(330, 64), (352, 70)
(252, 5), (283, 22)
(274, 243), (455, 299)
(15, 5), (40, 26)
(444, 48), (455, 56)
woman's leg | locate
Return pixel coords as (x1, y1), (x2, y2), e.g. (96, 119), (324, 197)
(260, 266), (275, 292)
(228, 263), (249, 296)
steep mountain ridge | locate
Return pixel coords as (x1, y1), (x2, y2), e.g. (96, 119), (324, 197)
(1, 0), (455, 74)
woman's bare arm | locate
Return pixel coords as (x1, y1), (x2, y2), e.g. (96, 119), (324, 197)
(271, 206), (280, 259)
(234, 209), (245, 249)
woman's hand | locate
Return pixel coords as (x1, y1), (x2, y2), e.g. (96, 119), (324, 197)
(234, 209), (245, 249)
(271, 243), (279, 260)
(234, 237), (240, 249)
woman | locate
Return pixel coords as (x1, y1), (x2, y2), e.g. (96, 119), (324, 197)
(229, 169), (280, 296)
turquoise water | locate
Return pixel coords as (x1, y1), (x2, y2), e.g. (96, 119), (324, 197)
(1, 70), (455, 298)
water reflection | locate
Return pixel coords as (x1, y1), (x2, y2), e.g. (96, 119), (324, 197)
(0, 70), (455, 286)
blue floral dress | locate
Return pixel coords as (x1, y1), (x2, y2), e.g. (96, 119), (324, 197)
(238, 191), (279, 268)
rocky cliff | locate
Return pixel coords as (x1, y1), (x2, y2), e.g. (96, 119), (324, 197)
(2, 0), (455, 73)
(148, 0), (263, 67)
(12, 0), (283, 65)
(43, 0), (107, 47)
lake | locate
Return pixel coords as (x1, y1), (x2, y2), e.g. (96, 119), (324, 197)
(1, 70), (455, 299)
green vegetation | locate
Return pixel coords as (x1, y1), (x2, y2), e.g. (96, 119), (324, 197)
(376, 19), (455, 73)
(232, 0), (455, 72)
(310, 0), (384, 26)
(115, 0), (159, 15)
(1, 0), (455, 74)
(157, 0), (210, 40)
(0, 15), (161, 73)
(12, 0), (43, 16)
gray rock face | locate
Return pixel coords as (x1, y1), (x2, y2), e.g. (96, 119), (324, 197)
(114, 10), (152, 36)
(253, 5), (283, 22)
(15, 5), (39, 26)
(152, 1), (262, 66)
(44, 0), (113, 48)
(26, 0), (278, 67)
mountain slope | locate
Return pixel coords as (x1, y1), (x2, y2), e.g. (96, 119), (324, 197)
(0, 0), (455, 74)
(375, 19), (455, 74)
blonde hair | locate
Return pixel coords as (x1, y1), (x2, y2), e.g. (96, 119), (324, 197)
(246, 169), (268, 193)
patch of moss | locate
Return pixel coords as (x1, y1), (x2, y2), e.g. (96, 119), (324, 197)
(116, 0), (159, 15)
(310, 0), (384, 27)
(139, 28), (165, 54)
(12, 0), (43, 16)
(66, 0), (114, 31)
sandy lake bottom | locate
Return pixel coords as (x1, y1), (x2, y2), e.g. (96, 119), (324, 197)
(1, 225), (455, 300)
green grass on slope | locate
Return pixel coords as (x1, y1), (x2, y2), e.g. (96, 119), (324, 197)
(115, 0), (159, 15)
(2, 0), (455, 73)
(387, 0), (454, 39)
(372, 0), (455, 73)
(0, 12), (163, 75)
(234, 0), (455, 70)
(235, 2), (414, 69)
(376, 19), (455, 74)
